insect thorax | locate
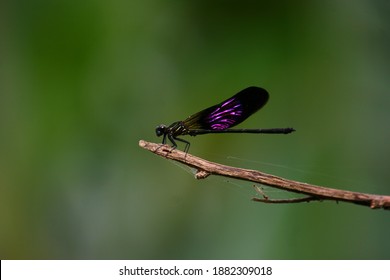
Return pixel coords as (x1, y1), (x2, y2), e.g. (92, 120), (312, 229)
(168, 121), (190, 136)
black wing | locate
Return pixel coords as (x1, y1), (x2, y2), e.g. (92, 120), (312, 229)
(183, 86), (269, 130)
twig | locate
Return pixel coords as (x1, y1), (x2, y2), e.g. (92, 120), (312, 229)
(139, 140), (390, 210)
(251, 185), (322, 204)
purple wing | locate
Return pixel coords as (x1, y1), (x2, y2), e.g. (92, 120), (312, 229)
(204, 97), (245, 130)
(183, 86), (269, 130)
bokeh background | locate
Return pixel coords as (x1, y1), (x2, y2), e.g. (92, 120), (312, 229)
(1, 0), (389, 259)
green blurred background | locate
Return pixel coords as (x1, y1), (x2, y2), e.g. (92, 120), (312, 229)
(1, 0), (389, 259)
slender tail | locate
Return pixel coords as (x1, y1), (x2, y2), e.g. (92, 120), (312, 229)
(190, 128), (295, 135)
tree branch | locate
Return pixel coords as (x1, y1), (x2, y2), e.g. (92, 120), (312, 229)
(139, 140), (390, 210)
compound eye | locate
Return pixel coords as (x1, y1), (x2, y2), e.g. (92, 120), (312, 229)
(155, 125), (166, 137)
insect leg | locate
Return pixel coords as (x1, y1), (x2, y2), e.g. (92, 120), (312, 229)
(173, 136), (190, 154)
(167, 133), (178, 150)
(162, 133), (167, 144)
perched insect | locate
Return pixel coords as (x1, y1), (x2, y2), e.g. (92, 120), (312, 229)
(156, 86), (295, 153)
